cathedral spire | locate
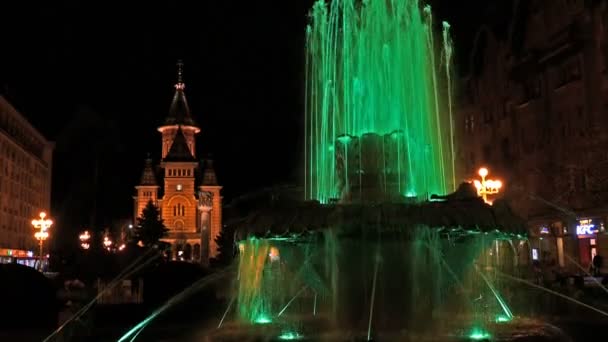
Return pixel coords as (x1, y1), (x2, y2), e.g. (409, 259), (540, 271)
(139, 156), (157, 185)
(176, 59), (185, 90)
(160, 60), (196, 127)
(202, 158), (218, 185)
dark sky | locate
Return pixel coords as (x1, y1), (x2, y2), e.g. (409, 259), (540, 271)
(0, 1), (504, 231)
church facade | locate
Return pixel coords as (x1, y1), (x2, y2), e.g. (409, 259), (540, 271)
(133, 61), (222, 263)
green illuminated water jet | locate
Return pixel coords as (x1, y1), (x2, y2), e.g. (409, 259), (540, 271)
(305, 0), (456, 203)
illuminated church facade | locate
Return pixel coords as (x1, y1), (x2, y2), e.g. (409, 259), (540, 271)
(133, 61), (222, 263)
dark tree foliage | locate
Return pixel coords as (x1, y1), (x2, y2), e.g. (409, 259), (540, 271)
(211, 224), (236, 266)
(134, 200), (168, 247)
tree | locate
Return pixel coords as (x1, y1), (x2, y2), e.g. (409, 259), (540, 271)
(134, 201), (168, 247)
(211, 224), (236, 266)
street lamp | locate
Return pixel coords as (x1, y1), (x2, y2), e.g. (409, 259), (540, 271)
(79, 230), (91, 250)
(103, 236), (113, 250)
(32, 212), (52, 271)
(473, 167), (503, 205)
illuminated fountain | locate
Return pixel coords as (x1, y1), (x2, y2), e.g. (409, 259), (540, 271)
(119, 1), (582, 341)
(208, 0), (559, 341)
(304, 0), (456, 204)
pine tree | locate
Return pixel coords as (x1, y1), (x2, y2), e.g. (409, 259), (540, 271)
(135, 200), (168, 247)
(211, 224), (236, 266)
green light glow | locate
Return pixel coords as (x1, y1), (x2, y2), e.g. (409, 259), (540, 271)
(237, 239), (273, 323)
(305, 0), (456, 203)
(477, 267), (514, 320)
(254, 315), (272, 324)
(495, 314), (511, 323)
(469, 327), (491, 340)
(278, 331), (303, 340)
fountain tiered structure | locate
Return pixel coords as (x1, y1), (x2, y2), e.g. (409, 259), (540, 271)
(208, 1), (565, 341)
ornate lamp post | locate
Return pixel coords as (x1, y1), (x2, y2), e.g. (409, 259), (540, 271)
(473, 167), (503, 205)
(79, 230), (91, 250)
(103, 236), (113, 251)
(32, 212), (52, 271)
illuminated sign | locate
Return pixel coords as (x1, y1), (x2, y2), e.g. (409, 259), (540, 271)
(576, 218), (603, 236)
(532, 248), (539, 261)
(540, 226), (550, 234)
(0, 248), (34, 258)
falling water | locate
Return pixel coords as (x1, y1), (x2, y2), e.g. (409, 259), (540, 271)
(305, 0), (456, 203)
(237, 238), (273, 323)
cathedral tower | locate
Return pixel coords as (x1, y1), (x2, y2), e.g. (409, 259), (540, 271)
(133, 61), (222, 264)
(158, 60), (200, 158)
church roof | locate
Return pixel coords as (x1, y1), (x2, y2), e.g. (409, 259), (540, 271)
(139, 157), (157, 185)
(164, 127), (196, 162)
(202, 159), (218, 185)
(162, 60), (197, 127)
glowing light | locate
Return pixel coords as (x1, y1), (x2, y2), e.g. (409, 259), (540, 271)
(478, 167), (488, 177)
(495, 314), (511, 323)
(472, 167), (502, 204)
(532, 248), (539, 261)
(32, 212), (52, 271)
(269, 246), (280, 262)
(103, 236), (113, 250)
(468, 327), (491, 340)
(576, 218), (601, 236)
(253, 315), (272, 324)
(278, 331), (303, 340)
(305, 0), (457, 203)
(79, 230), (91, 249)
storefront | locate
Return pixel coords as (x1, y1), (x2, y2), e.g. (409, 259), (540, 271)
(528, 215), (608, 274)
(0, 248), (37, 268)
(574, 217), (606, 270)
(528, 219), (583, 272)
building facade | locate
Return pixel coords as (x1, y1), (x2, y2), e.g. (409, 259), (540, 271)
(456, 0), (608, 272)
(0, 96), (54, 265)
(133, 62), (222, 264)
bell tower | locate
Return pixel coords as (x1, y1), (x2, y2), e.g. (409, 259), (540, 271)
(158, 60), (200, 158)
(134, 60), (222, 264)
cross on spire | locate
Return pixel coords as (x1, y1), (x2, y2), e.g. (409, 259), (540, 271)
(176, 60), (185, 90)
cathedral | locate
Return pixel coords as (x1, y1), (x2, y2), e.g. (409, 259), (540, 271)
(133, 61), (222, 264)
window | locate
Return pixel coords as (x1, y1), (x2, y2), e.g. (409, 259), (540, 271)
(173, 203), (186, 216)
(176, 184), (183, 191)
(532, 248), (539, 261)
(464, 115), (475, 133)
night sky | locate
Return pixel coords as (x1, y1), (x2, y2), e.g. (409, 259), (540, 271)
(0, 1), (507, 239)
